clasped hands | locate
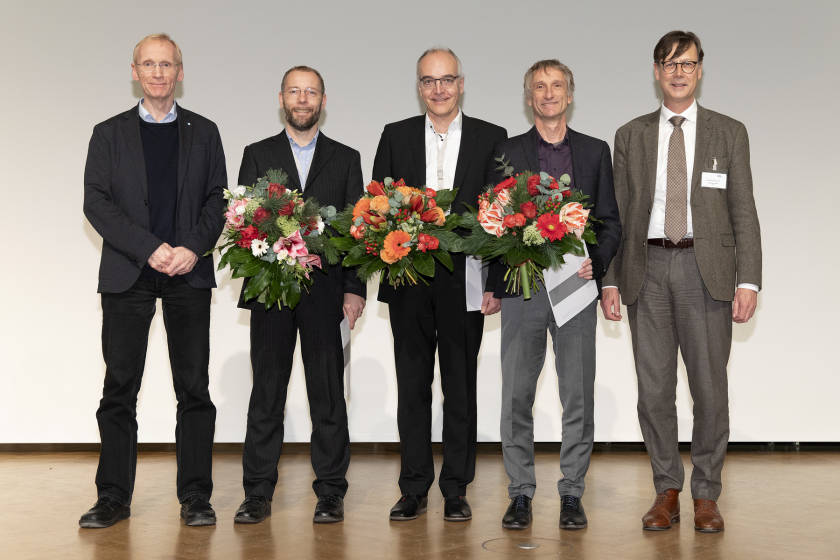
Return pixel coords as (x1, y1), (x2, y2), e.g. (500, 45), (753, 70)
(147, 243), (198, 276)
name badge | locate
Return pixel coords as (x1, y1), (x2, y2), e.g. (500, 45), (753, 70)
(701, 172), (727, 189)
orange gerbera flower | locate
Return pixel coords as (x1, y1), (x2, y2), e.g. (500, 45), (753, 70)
(381, 230), (411, 264)
(353, 198), (371, 220)
(370, 195), (391, 215)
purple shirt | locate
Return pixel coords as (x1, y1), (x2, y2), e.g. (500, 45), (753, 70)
(535, 128), (574, 190)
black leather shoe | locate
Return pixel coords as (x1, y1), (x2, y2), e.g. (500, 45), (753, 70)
(502, 495), (532, 530)
(559, 495), (587, 530)
(79, 497), (131, 528)
(313, 494), (344, 523)
(443, 496), (472, 521)
(234, 495), (271, 524)
(389, 494), (428, 521)
(180, 495), (216, 526)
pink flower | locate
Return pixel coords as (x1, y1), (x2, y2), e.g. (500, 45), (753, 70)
(478, 201), (507, 237)
(272, 230), (309, 258)
(224, 198), (249, 229)
(558, 202), (590, 239)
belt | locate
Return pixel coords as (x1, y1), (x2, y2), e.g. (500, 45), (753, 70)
(647, 238), (694, 249)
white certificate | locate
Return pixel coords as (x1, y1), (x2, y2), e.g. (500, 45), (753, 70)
(544, 246), (598, 329)
(340, 316), (351, 398)
(465, 255), (489, 312)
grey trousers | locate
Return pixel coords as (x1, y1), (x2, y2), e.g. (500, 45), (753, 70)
(500, 285), (598, 500)
(627, 246), (732, 500)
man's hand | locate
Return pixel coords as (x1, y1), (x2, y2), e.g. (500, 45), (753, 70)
(600, 287), (622, 321)
(732, 288), (758, 324)
(343, 293), (366, 330)
(147, 243), (175, 273)
(480, 292), (501, 315)
(165, 247), (198, 276)
(577, 258), (593, 280)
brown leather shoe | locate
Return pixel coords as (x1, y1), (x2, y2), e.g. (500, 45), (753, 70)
(642, 489), (680, 530)
(693, 499), (724, 532)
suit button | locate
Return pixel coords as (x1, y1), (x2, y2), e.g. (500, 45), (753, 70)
(144, 200), (148, 206)
(647, 208), (651, 214)
(642, 241), (646, 247)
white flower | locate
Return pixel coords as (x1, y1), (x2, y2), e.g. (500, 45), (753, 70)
(231, 185), (247, 198)
(277, 249), (289, 259)
(285, 256), (296, 266)
(251, 238), (269, 257)
(316, 216), (325, 234)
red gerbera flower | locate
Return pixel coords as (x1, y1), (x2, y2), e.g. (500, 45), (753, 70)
(535, 213), (568, 241)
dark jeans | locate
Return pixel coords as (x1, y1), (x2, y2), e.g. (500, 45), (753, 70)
(95, 277), (215, 505)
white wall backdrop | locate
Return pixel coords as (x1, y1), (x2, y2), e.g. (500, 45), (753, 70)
(1, 0), (838, 443)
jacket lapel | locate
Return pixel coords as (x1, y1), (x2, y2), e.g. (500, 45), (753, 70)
(567, 127), (583, 186)
(642, 110), (660, 208)
(521, 126), (540, 172)
(692, 104), (711, 196)
(276, 130), (302, 191)
(409, 117), (426, 187)
(119, 106), (148, 197)
(453, 114), (476, 192)
(176, 106), (193, 200)
(305, 133), (335, 193)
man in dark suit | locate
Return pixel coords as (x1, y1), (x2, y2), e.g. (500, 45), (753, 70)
(488, 60), (621, 531)
(601, 31), (761, 533)
(372, 47), (507, 522)
(81, 33), (226, 528)
(233, 66), (366, 525)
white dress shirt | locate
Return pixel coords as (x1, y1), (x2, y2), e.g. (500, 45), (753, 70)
(424, 109), (462, 192)
(648, 100), (697, 239)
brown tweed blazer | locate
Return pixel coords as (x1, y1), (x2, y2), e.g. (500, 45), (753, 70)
(603, 105), (762, 304)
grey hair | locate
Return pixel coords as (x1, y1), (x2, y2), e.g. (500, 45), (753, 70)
(523, 59), (575, 99)
(416, 46), (464, 80)
(133, 33), (183, 65)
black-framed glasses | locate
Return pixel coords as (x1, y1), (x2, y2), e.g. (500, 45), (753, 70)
(283, 88), (323, 98)
(419, 75), (460, 89)
(135, 61), (181, 73)
(660, 60), (699, 74)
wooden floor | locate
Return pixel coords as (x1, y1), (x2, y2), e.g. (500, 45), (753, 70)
(1, 449), (838, 559)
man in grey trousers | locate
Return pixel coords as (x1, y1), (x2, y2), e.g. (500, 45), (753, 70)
(487, 60), (621, 531)
(601, 31), (761, 533)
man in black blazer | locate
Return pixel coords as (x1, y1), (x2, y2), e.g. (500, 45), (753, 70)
(81, 34), (226, 528)
(372, 47), (507, 522)
(233, 66), (366, 525)
(487, 60), (621, 531)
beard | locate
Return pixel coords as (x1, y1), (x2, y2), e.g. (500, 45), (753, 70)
(284, 106), (321, 132)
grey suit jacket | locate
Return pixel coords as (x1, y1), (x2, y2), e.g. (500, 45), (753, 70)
(603, 104), (762, 304)
(83, 105), (227, 293)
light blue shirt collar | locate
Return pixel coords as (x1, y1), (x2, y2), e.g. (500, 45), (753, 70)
(138, 98), (178, 123)
(287, 129), (319, 188)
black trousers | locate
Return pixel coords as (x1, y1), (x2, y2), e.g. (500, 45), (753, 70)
(387, 261), (484, 497)
(242, 299), (350, 499)
(96, 277), (215, 505)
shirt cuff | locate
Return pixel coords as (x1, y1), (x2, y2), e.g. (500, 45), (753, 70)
(737, 283), (759, 292)
(601, 285), (618, 290)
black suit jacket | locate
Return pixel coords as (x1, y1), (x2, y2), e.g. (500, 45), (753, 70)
(487, 126), (622, 296)
(83, 105), (227, 293)
(372, 113), (507, 303)
(237, 130), (366, 312)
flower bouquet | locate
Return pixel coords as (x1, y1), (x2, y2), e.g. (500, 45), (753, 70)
(207, 168), (340, 310)
(460, 158), (597, 300)
(329, 178), (461, 286)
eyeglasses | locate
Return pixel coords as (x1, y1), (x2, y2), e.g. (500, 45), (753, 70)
(134, 61), (180, 73)
(419, 75), (460, 90)
(660, 60), (699, 74)
(284, 88), (323, 98)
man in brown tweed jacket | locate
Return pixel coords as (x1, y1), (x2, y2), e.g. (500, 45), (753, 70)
(601, 30), (762, 533)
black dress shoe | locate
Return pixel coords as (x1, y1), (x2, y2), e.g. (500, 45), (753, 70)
(234, 495), (271, 524)
(502, 495), (532, 530)
(389, 494), (428, 521)
(79, 497), (131, 528)
(180, 495), (216, 526)
(313, 494), (344, 523)
(443, 496), (472, 522)
(559, 495), (587, 530)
